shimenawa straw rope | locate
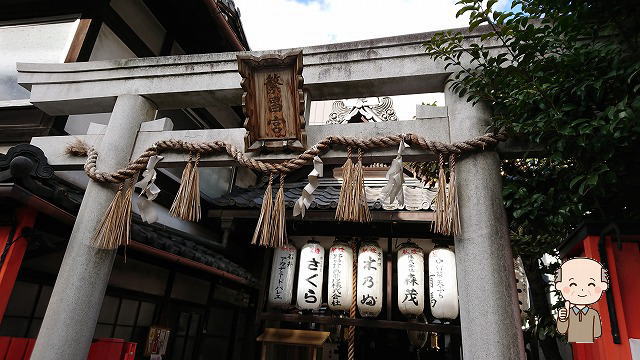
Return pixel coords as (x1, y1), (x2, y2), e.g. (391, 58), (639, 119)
(66, 131), (506, 247)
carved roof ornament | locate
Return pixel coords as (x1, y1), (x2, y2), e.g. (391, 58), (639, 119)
(328, 97), (398, 124)
(0, 144), (54, 181)
(237, 50), (306, 152)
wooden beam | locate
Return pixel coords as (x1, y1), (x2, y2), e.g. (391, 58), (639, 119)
(64, 19), (95, 63)
(257, 312), (461, 334)
(128, 241), (252, 286)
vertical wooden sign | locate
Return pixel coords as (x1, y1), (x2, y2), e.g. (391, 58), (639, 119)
(237, 50), (306, 152)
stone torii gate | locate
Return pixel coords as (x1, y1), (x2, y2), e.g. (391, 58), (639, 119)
(18, 29), (526, 359)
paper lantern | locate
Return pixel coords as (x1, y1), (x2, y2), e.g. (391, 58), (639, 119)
(357, 241), (383, 317)
(296, 241), (325, 310)
(327, 241), (354, 312)
(429, 247), (458, 320)
(428, 246), (459, 320)
(267, 245), (297, 308)
(397, 242), (425, 317)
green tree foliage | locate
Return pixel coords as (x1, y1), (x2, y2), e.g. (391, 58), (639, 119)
(423, 0), (640, 357)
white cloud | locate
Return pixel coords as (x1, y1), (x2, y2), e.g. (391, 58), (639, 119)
(235, 0), (475, 51)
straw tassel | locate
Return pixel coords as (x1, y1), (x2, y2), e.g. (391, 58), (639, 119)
(336, 147), (371, 222)
(432, 154), (449, 234)
(351, 148), (371, 222)
(65, 138), (90, 156)
(252, 174), (274, 246)
(270, 174), (287, 247)
(92, 177), (136, 250)
(446, 154), (461, 236)
(336, 147), (355, 221)
(170, 153), (201, 222)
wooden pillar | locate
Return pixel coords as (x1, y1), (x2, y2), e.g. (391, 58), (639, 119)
(30, 95), (156, 360)
(0, 207), (37, 320)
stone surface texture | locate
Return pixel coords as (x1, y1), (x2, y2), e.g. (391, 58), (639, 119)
(446, 84), (526, 359)
(30, 95), (157, 360)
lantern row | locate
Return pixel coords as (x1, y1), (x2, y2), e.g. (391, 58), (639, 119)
(267, 241), (459, 320)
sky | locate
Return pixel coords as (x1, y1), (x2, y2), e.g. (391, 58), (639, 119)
(233, 0), (509, 119)
(235, 0), (480, 50)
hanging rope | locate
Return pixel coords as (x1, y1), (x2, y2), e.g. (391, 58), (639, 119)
(66, 132), (506, 184)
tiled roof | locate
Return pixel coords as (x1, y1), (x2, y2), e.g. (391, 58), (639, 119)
(132, 223), (256, 284)
(211, 178), (436, 211)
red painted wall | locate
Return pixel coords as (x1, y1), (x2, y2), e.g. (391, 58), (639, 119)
(0, 337), (136, 360)
(0, 207), (37, 321)
(567, 235), (640, 360)
(612, 238), (640, 339)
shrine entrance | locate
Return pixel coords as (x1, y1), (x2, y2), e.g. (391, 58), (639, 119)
(17, 29), (526, 360)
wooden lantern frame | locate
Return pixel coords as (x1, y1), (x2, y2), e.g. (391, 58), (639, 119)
(237, 50), (306, 152)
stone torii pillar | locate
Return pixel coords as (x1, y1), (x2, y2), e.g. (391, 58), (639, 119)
(30, 95), (157, 360)
(446, 85), (526, 359)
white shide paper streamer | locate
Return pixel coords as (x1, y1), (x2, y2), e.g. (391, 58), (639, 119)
(379, 138), (408, 207)
(134, 155), (163, 223)
(293, 155), (323, 218)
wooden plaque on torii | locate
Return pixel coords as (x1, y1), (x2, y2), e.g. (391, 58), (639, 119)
(237, 50), (306, 152)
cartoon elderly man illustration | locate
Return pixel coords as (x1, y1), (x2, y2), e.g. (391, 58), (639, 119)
(554, 257), (609, 343)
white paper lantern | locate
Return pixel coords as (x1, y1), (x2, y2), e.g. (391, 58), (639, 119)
(357, 241), (383, 317)
(327, 241), (354, 312)
(267, 245), (297, 308)
(397, 242), (425, 317)
(296, 241), (325, 310)
(428, 246), (459, 320)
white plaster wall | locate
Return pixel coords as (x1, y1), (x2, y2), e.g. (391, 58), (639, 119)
(89, 23), (137, 61)
(111, 0), (167, 55)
